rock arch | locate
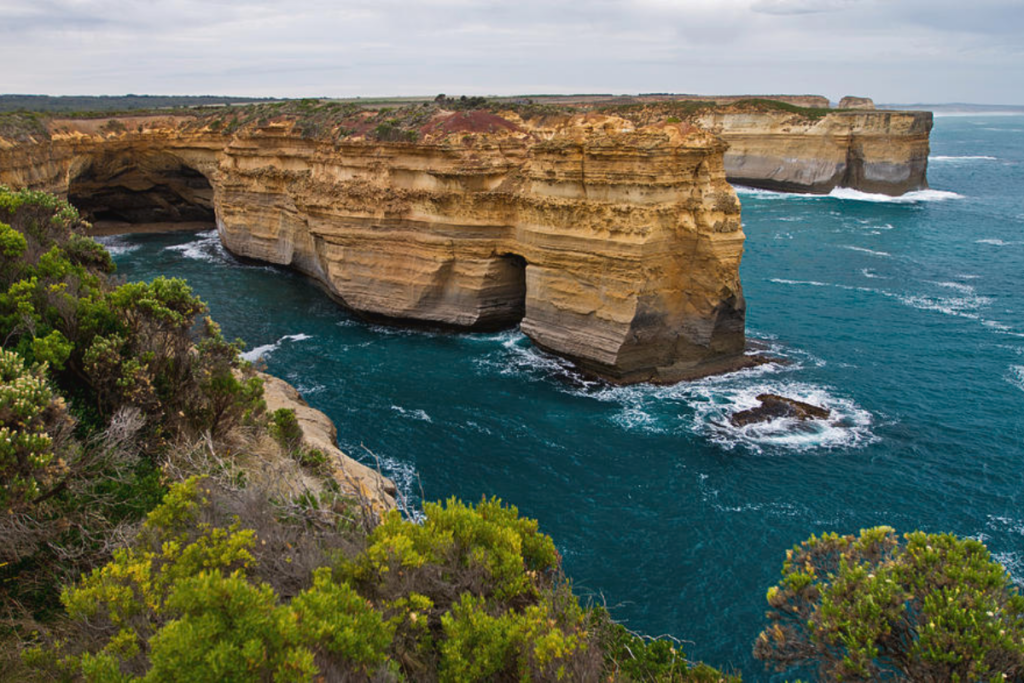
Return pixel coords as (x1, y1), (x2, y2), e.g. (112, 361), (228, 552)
(67, 150), (216, 229)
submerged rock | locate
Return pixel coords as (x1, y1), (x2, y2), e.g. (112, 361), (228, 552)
(729, 393), (830, 427)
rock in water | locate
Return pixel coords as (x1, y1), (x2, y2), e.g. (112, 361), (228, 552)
(730, 393), (831, 427)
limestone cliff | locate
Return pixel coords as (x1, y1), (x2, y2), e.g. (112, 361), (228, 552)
(601, 102), (932, 196)
(698, 108), (932, 195)
(0, 111), (749, 383)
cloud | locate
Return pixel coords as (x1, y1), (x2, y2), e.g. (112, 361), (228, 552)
(0, 0), (1019, 103)
(751, 0), (856, 15)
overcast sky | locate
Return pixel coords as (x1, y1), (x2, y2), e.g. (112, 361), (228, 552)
(2, 0), (1022, 104)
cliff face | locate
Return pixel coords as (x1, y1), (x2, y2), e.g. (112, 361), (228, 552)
(0, 113), (749, 384)
(697, 109), (932, 195)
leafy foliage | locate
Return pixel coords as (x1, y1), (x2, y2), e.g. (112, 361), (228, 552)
(754, 526), (1024, 681)
(24, 480), (624, 681)
(0, 349), (70, 511)
(0, 185), (265, 627)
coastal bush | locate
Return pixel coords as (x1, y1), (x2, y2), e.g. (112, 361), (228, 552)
(345, 496), (560, 609)
(0, 349), (69, 511)
(0, 185), (265, 629)
(754, 526), (1024, 680)
(25, 479), (611, 681)
(269, 408), (303, 450)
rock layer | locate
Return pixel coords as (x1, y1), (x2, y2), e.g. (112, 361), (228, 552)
(697, 109), (932, 195)
(0, 113), (749, 383)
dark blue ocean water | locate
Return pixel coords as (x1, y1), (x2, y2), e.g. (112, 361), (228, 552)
(100, 115), (1024, 679)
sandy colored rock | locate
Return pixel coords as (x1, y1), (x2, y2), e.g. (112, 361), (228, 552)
(0, 112), (751, 383)
(838, 96), (876, 110)
(260, 372), (397, 509)
(697, 109), (931, 195)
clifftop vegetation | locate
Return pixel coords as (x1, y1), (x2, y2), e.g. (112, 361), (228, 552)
(0, 94), (850, 146)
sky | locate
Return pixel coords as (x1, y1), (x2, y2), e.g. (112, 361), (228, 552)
(1, 0), (1022, 104)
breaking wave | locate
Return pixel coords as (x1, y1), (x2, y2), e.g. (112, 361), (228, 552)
(390, 405), (433, 423)
(94, 234), (142, 256)
(164, 230), (230, 262)
(828, 187), (964, 203)
(1009, 366), (1024, 393)
(929, 155), (997, 162)
(842, 245), (892, 257)
(241, 333), (313, 362)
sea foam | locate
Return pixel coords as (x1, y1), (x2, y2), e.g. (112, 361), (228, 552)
(241, 333), (313, 362)
(929, 155), (997, 162)
(1009, 366), (1024, 393)
(842, 245), (892, 257)
(94, 234), (141, 256)
(828, 187), (964, 203)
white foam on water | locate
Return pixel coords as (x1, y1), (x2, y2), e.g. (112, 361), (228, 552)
(685, 380), (876, 454)
(843, 245), (892, 257)
(933, 281), (977, 295)
(364, 451), (424, 522)
(895, 289), (992, 320)
(982, 319), (1014, 332)
(929, 155), (998, 162)
(987, 514), (1024, 537)
(732, 185), (821, 199)
(993, 552), (1024, 588)
(94, 234), (141, 256)
(861, 268), (884, 279)
(390, 405), (432, 423)
(164, 229), (231, 263)
(976, 238), (1020, 246)
(769, 278), (830, 287)
(828, 187), (964, 203)
(241, 333), (312, 362)
(1008, 366), (1024, 393)
(610, 406), (665, 433)
(465, 421), (493, 436)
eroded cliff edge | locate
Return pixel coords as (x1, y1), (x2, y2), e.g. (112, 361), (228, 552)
(0, 110), (749, 383)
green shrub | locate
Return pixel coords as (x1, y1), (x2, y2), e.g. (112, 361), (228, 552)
(754, 526), (1024, 681)
(269, 408), (303, 449)
(146, 571), (315, 682)
(347, 496), (560, 609)
(291, 567), (394, 670)
(439, 593), (584, 682)
(0, 349), (67, 510)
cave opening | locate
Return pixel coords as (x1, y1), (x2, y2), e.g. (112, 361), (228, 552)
(68, 154), (215, 231)
(492, 252), (527, 328)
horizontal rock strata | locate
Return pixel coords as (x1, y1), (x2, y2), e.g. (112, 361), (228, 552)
(696, 109), (932, 195)
(0, 112), (750, 383)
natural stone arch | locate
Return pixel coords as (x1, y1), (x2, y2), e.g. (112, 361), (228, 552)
(67, 149), (216, 229)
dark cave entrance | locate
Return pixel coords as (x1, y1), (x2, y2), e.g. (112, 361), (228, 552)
(68, 154), (215, 229)
(489, 253), (527, 328)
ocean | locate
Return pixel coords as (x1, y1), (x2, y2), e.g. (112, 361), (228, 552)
(99, 114), (1024, 678)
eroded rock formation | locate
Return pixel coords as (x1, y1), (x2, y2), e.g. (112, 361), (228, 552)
(0, 112), (750, 383)
(695, 109), (932, 195)
(838, 96), (876, 110)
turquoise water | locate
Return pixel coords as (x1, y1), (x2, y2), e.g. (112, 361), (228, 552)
(100, 115), (1024, 678)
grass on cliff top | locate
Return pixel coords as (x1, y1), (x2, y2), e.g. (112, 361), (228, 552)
(0, 94), (846, 146)
(0, 111), (51, 142)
